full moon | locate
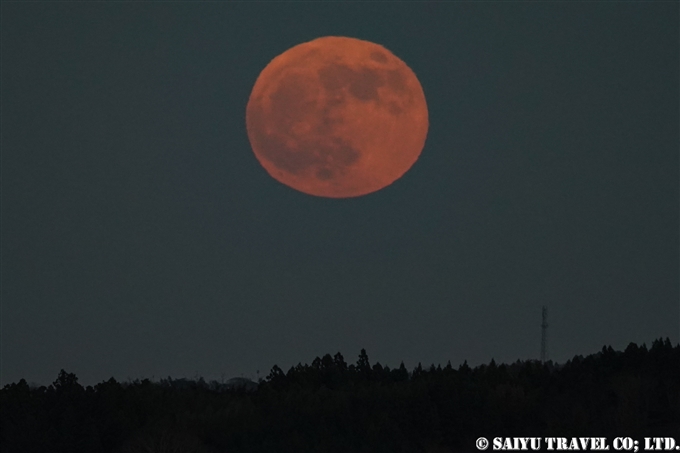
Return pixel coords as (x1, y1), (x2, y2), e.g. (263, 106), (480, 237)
(245, 36), (429, 198)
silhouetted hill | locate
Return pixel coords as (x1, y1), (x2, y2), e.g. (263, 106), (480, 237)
(1, 338), (678, 452)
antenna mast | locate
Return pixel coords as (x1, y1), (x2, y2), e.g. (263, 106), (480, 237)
(540, 306), (548, 363)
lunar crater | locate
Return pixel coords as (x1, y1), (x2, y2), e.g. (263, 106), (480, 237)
(369, 51), (388, 63)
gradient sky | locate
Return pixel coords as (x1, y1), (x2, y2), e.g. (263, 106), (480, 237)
(2, 2), (678, 387)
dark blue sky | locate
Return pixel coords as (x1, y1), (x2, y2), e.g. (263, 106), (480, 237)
(2, 2), (678, 386)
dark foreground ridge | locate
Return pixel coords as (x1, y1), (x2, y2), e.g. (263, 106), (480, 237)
(2, 338), (678, 453)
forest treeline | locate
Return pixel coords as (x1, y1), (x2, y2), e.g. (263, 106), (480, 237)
(1, 338), (678, 453)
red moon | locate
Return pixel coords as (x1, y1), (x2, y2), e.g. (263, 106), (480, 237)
(245, 36), (428, 198)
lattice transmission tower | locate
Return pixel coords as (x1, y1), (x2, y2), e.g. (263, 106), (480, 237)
(540, 306), (548, 363)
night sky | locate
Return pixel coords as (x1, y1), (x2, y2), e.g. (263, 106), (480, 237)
(2, 2), (678, 387)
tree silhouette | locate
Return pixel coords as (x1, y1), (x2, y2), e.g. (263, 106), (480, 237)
(2, 339), (678, 453)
